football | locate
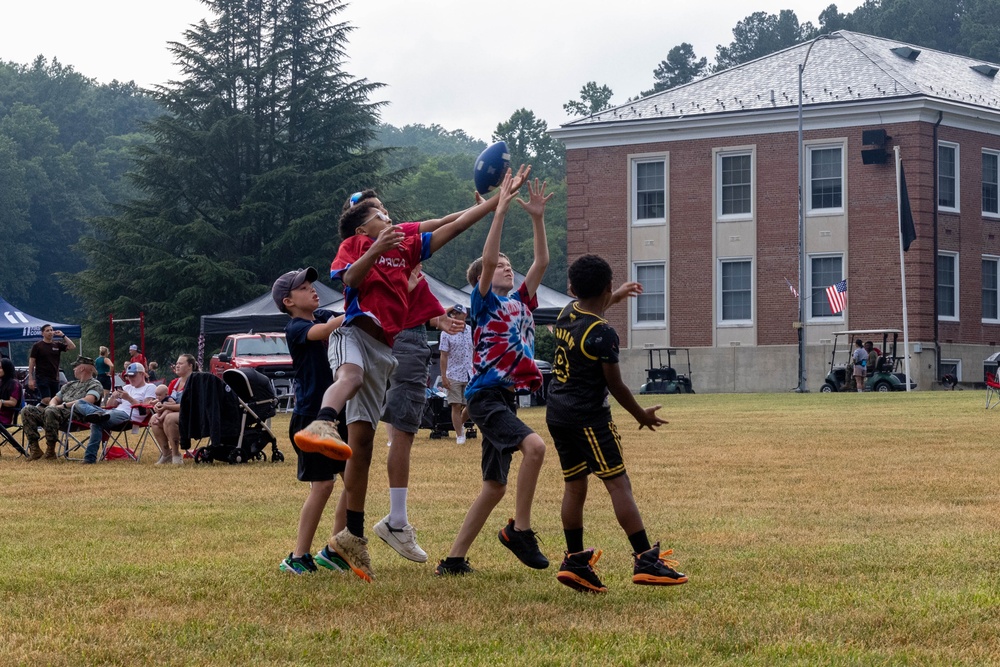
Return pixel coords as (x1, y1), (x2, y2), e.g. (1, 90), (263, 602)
(473, 141), (511, 195)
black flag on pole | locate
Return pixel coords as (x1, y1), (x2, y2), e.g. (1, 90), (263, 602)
(900, 162), (917, 251)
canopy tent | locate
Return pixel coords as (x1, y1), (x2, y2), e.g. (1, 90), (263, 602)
(199, 282), (344, 337)
(422, 273), (471, 312)
(0, 297), (81, 343)
(461, 272), (573, 325)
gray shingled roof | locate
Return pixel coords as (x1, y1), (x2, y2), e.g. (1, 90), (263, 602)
(561, 31), (1000, 128)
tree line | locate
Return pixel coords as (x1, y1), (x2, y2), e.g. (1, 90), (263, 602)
(0, 0), (996, 365)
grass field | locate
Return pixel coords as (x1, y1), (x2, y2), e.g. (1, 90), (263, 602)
(2, 391), (1000, 666)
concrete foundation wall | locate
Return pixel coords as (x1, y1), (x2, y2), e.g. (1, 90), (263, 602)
(620, 342), (993, 393)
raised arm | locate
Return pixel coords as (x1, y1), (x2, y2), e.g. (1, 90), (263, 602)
(517, 179), (554, 298)
(477, 170), (520, 296)
(428, 164), (531, 255)
(341, 226), (405, 288)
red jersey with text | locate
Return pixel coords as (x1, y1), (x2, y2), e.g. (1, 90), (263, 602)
(330, 230), (431, 347)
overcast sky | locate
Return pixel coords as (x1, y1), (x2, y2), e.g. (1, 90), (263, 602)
(1, 1), (864, 142)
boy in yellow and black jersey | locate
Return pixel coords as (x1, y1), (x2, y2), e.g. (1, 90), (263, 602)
(546, 254), (688, 593)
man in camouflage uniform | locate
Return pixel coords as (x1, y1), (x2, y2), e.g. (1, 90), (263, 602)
(21, 356), (103, 460)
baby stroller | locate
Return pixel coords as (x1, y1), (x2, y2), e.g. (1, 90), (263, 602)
(421, 386), (477, 440)
(179, 370), (283, 464)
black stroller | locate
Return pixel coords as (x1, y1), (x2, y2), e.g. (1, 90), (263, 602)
(420, 386), (477, 440)
(179, 370), (284, 464)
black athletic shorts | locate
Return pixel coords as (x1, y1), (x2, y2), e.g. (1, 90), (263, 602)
(36, 377), (60, 400)
(547, 420), (626, 481)
(288, 412), (347, 482)
(467, 387), (534, 485)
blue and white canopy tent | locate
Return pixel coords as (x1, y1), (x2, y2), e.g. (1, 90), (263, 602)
(0, 297), (81, 343)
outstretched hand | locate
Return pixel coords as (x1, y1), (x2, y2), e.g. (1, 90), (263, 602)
(494, 169), (520, 216)
(370, 225), (405, 256)
(515, 178), (555, 218)
(509, 163), (532, 191)
(611, 281), (643, 305)
(637, 405), (668, 431)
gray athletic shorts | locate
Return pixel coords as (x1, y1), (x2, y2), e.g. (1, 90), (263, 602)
(446, 382), (467, 405)
(467, 387), (534, 485)
(381, 327), (431, 434)
(328, 324), (397, 427)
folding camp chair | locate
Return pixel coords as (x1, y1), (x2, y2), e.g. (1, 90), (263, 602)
(986, 373), (1000, 409)
(0, 413), (27, 457)
(101, 404), (155, 462)
(60, 407), (98, 461)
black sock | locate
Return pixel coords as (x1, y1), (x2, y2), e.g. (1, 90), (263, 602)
(317, 407), (339, 422)
(564, 528), (584, 554)
(444, 556), (466, 565)
(346, 510), (365, 538)
(628, 530), (651, 554)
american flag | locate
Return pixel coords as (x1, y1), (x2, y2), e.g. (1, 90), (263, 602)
(826, 279), (847, 314)
(784, 277), (798, 299)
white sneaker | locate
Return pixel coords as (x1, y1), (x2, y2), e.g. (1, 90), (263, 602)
(456, 435), (466, 445)
(154, 453), (171, 465)
(172, 455), (184, 465)
(372, 515), (427, 563)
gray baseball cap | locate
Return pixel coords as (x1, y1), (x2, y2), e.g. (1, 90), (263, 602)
(272, 267), (318, 313)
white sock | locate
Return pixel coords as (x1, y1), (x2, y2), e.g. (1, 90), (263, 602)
(388, 488), (408, 527)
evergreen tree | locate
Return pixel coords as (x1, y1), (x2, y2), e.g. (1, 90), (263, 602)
(640, 43), (707, 97)
(72, 0), (387, 356)
(715, 10), (816, 70)
(563, 82), (614, 118)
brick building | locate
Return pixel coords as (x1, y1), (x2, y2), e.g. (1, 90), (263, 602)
(550, 31), (1000, 392)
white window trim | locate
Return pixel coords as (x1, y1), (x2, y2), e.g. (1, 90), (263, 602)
(632, 261), (666, 329)
(983, 149), (1000, 219)
(717, 257), (753, 327)
(983, 254), (1000, 324)
(630, 156), (668, 227)
(716, 149), (754, 222)
(807, 253), (845, 323)
(806, 144), (845, 215)
(938, 250), (960, 322)
(938, 141), (960, 214)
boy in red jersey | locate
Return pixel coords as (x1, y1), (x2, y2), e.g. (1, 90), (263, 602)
(295, 165), (530, 581)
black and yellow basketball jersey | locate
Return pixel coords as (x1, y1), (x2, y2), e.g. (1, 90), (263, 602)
(546, 302), (620, 425)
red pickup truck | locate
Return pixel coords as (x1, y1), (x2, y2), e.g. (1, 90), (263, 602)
(209, 333), (295, 392)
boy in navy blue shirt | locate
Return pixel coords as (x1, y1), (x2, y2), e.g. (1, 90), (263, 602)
(272, 267), (349, 574)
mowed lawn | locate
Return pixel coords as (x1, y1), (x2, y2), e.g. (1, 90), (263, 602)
(2, 391), (1000, 666)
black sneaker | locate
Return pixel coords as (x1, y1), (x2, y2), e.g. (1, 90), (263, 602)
(497, 518), (549, 569)
(83, 411), (111, 425)
(556, 548), (607, 593)
(435, 557), (474, 576)
(632, 543), (687, 586)
(279, 552), (318, 574)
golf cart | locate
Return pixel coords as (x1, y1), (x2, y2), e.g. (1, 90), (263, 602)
(639, 348), (695, 394)
(820, 329), (916, 393)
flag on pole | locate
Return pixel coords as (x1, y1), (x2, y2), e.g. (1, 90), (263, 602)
(899, 162), (917, 251)
(826, 279), (847, 314)
(784, 277), (798, 299)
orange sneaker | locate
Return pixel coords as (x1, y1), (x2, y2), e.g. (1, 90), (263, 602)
(293, 420), (352, 460)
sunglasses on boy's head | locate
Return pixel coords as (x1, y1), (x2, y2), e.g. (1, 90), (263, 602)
(349, 191), (363, 207)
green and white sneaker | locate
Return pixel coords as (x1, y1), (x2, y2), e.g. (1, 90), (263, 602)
(315, 545), (350, 572)
(279, 552), (318, 574)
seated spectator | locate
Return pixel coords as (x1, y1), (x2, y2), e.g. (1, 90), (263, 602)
(71, 362), (158, 464)
(150, 354), (197, 465)
(20, 356), (103, 460)
(0, 358), (22, 427)
(148, 361), (159, 383)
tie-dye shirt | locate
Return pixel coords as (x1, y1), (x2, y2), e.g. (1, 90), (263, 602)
(465, 282), (542, 398)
